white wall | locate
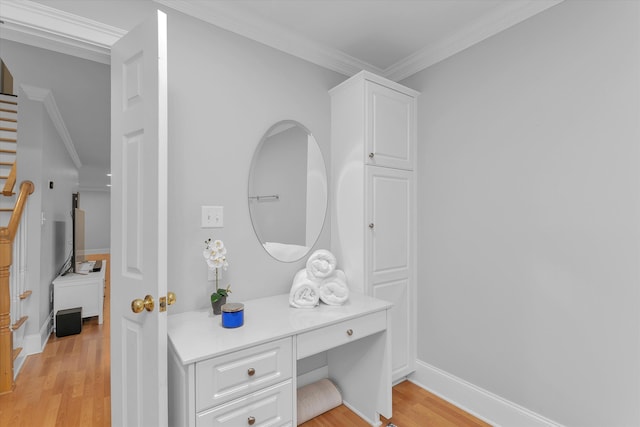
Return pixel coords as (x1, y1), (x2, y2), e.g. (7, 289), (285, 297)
(39, 102), (79, 327)
(401, 1), (639, 425)
(15, 94), (45, 339)
(164, 9), (345, 311)
(78, 190), (110, 254)
(15, 90), (79, 339)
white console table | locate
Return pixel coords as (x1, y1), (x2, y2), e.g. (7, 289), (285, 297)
(168, 292), (393, 427)
(52, 260), (106, 331)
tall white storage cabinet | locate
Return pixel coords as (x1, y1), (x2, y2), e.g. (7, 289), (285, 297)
(330, 71), (418, 382)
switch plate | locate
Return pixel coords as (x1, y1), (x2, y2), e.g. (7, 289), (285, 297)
(201, 206), (223, 228)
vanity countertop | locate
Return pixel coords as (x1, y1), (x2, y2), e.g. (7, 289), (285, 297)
(168, 292), (392, 365)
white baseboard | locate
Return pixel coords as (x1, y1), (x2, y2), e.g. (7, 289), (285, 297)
(27, 311), (53, 355)
(13, 353), (27, 378)
(410, 360), (564, 427)
(23, 333), (42, 356)
(22, 312), (52, 355)
(15, 313), (52, 379)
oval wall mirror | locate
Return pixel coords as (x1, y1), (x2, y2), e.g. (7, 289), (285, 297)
(248, 120), (327, 262)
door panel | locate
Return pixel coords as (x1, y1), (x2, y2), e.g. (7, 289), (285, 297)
(111, 10), (168, 427)
(366, 81), (415, 170)
(366, 166), (412, 286)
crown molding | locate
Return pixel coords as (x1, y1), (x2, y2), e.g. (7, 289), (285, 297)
(0, 0), (126, 64)
(384, 0), (564, 81)
(20, 84), (82, 169)
(0, 0), (564, 80)
(154, 0), (382, 78)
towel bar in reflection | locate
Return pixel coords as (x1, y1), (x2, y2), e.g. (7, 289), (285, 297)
(248, 194), (280, 201)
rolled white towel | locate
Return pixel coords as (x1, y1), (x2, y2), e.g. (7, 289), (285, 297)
(289, 269), (320, 309)
(318, 270), (349, 306)
(306, 249), (337, 279)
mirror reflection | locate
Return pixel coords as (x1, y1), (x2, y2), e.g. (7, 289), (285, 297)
(248, 121), (327, 262)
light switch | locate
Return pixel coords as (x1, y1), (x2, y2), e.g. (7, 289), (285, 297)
(201, 206), (223, 228)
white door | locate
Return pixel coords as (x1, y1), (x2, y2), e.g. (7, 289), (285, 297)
(110, 10), (169, 427)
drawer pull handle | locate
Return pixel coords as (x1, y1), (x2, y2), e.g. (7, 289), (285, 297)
(248, 416), (256, 425)
(369, 152), (375, 158)
(247, 368), (255, 376)
(347, 329), (353, 336)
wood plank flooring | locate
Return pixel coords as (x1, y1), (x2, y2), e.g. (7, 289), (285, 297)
(301, 380), (491, 427)
(0, 255), (110, 427)
(1, 252), (489, 426)
(0, 303), (110, 427)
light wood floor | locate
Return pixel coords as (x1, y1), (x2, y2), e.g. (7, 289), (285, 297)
(301, 380), (491, 427)
(0, 254), (111, 427)
(1, 253), (489, 427)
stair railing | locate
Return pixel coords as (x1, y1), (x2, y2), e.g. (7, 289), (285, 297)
(2, 163), (16, 196)
(0, 180), (34, 394)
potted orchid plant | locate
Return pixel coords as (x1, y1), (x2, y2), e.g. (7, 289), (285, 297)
(203, 238), (231, 315)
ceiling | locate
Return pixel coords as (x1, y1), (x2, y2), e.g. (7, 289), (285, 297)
(0, 0), (563, 187)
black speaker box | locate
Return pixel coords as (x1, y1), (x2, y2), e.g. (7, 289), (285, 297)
(56, 307), (82, 337)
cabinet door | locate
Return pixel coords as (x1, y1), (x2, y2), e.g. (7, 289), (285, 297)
(367, 166), (415, 381)
(365, 81), (415, 170)
(366, 166), (413, 286)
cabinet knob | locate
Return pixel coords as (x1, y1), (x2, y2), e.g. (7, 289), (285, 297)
(247, 368), (255, 376)
(347, 329), (353, 336)
(248, 416), (256, 425)
(369, 223), (374, 229)
(369, 152), (375, 158)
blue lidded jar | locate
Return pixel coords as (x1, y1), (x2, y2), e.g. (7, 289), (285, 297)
(221, 303), (244, 328)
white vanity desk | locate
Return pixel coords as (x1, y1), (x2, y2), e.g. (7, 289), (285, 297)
(168, 292), (393, 427)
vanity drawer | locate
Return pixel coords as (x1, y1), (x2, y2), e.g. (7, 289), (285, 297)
(196, 337), (292, 412)
(196, 380), (293, 427)
(296, 310), (387, 359)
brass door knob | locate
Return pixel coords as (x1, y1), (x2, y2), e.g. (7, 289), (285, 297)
(131, 295), (154, 313)
(247, 368), (255, 376)
(347, 329), (354, 336)
(167, 291), (176, 305)
(248, 416), (256, 425)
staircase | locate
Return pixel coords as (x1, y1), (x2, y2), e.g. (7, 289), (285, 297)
(0, 91), (34, 394)
(0, 93), (17, 199)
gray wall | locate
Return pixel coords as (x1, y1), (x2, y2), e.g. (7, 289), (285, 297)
(79, 190), (110, 253)
(39, 100), (80, 330)
(15, 89), (79, 339)
(401, 1), (639, 425)
(164, 9), (345, 310)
